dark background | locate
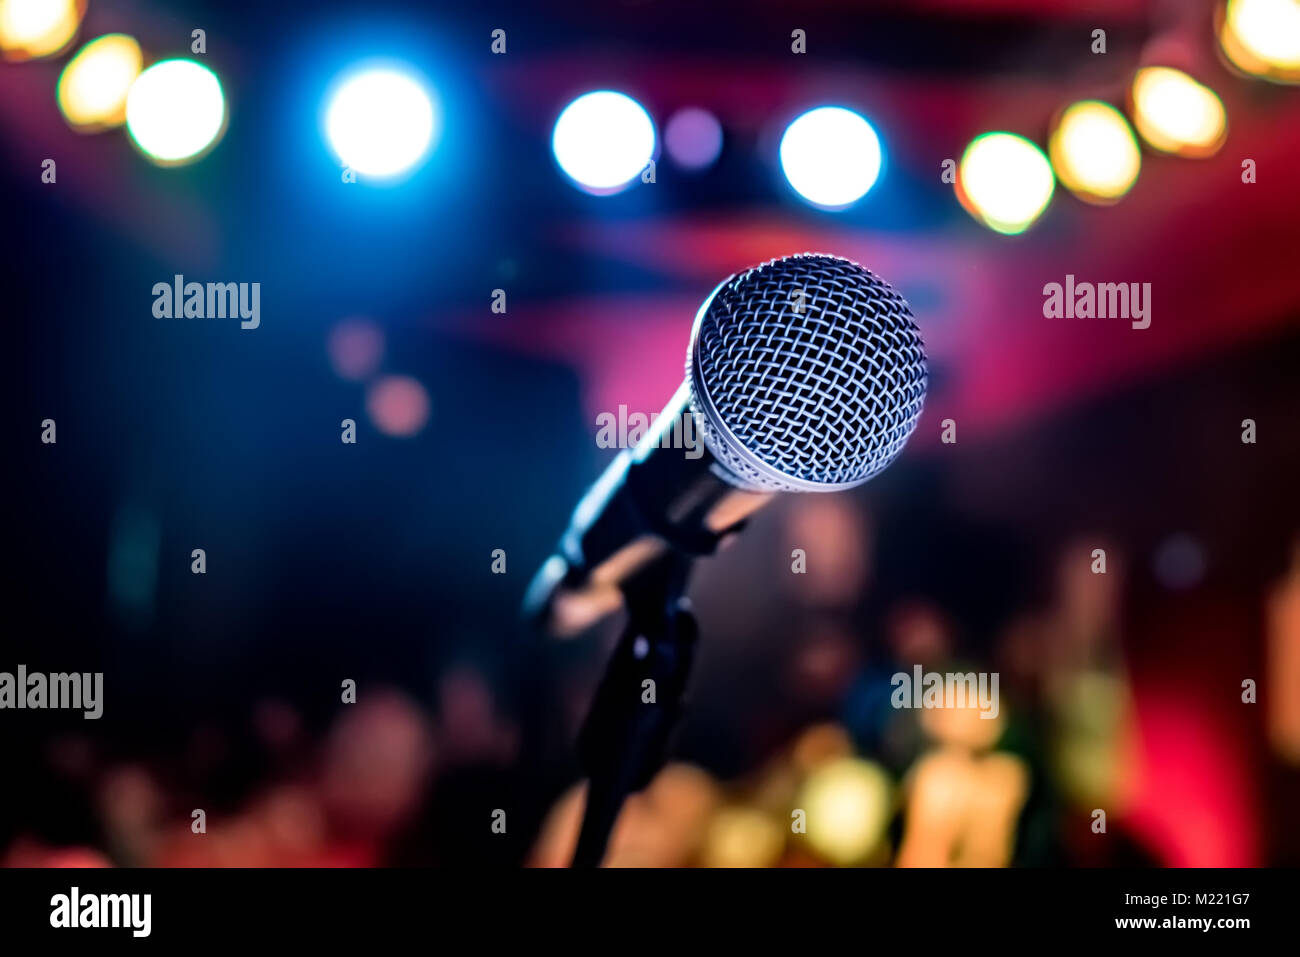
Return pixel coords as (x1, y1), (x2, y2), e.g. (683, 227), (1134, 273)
(2, 0), (1298, 867)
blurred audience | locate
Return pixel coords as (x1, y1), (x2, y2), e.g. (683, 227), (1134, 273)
(3, 526), (1293, 868)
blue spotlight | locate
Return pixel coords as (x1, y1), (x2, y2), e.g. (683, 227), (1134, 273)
(779, 106), (883, 210)
(325, 64), (439, 178)
(552, 90), (656, 195)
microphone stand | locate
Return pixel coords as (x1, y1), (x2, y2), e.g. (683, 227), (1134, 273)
(570, 550), (697, 867)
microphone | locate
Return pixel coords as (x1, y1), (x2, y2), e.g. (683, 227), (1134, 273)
(524, 253), (928, 636)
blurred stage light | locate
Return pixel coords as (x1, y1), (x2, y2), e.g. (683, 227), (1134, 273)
(798, 757), (891, 866)
(552, 90), (656, 194)
(664, 107), (722, 171)
(57, 34), (142, 132)
(1153, 533), (1208, 590)
(956, 132), (1055, 235)
(328, 318), (385, 382)
(1048, 100), (1141, 204)
(779, 106), (882, 209)
(0, 0), (82, 61)
(1130, 66), (1227, 157)
(700, 807), (784, 868)
(367, 375), (431, 437)
(126, 59), (227, 166)
(1219, 0), (1300, 83)
(326, 67), (438, 178)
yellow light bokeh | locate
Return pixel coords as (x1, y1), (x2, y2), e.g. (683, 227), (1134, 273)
(58, 34), (143, 132)
(700, 807), (785, 868)
(956, 132), (1055, 235)
(1049, 100), (1142, 205)
(1220, 0), (1300, 83)
(0, 0), (82, 61)
(1130, 66), (1227, 157)
(797, 757), (892, 866)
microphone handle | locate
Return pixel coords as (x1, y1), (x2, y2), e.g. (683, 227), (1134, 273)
(524, 381), (772, 636)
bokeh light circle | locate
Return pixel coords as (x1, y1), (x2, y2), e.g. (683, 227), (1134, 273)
(326, 68), (438, 178)
(957, 132), (1055, 234)
(0, 0), (82, 61)
(1130, 66), (1227, 157)
(664, 107), (723, 170)
(58, 34), (142, 132)
(1048, 100), (1141, 204)
(126, 59), (227, 165)
(367, 375), (431, 438)
(327, 319), (385, 382)
(1220, 0), (1300, 83)
(552, 90), (656, 194)
(798, 758), (892, 865)
(779, 106), (883, 209)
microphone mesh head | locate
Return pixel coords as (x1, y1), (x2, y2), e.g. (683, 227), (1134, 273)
(687, 253), (927, 492)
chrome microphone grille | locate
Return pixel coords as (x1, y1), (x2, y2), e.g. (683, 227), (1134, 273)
(687, 253), (928, 492)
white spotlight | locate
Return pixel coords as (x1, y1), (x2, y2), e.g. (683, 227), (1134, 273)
(326, 67), (438, 179)
(779, 106), (883, 210)
(126, 59), (226, 165)
(552, 90), (656, 194)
